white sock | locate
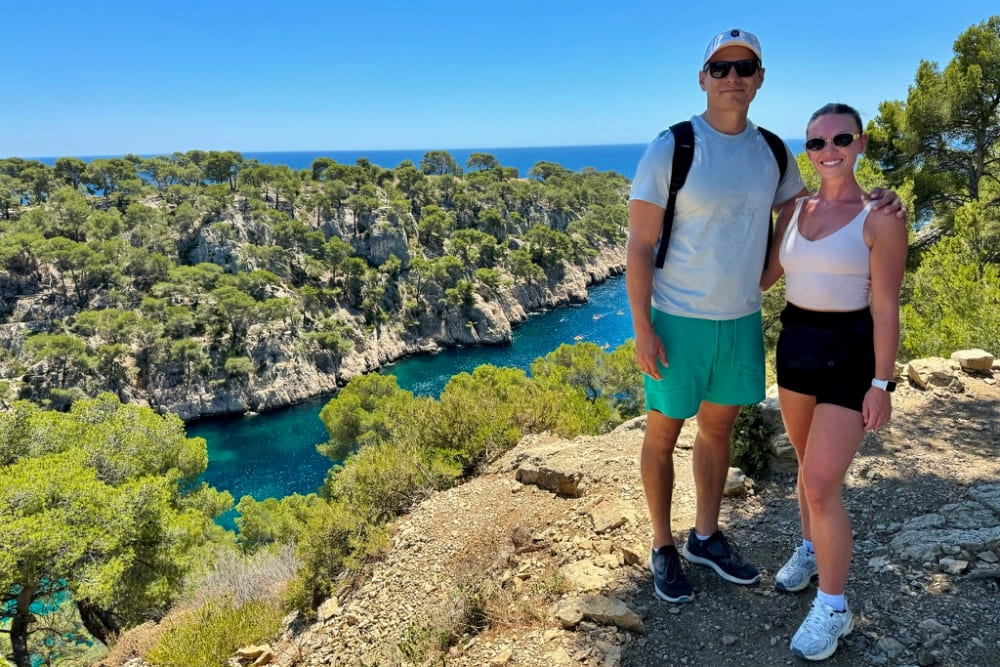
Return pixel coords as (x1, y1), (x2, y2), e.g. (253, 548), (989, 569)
(802, 539), (815, 554)
(695, 532), (712, 541)
(817, 589), (846, 613)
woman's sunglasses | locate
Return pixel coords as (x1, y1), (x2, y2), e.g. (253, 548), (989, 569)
(703, 59), (761, 79)
(805, 133), (862, 152)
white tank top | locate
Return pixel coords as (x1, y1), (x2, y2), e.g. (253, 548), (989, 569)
(779, 197), (875, 311)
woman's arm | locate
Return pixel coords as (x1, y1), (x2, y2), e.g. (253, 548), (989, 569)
(760, 195), (802, 291)
(862, 208), (908, 429)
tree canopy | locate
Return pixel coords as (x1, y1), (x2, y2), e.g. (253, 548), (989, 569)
(866, 16), (1000, 227)
(865, 15), (1000, 356)
(0, 394), (233, 667)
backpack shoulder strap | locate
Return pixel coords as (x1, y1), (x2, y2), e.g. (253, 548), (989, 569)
(756, 126), (787, 180)
(756, 126), (787, 270)
(654, 120), (694, 269)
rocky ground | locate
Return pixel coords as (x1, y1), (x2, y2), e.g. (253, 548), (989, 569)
(253, 354), (1000, 666)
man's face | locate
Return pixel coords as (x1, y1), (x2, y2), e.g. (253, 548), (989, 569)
(698, 45), (764, 111)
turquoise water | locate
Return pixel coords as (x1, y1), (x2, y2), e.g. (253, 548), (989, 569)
(188, 275), (631, 520)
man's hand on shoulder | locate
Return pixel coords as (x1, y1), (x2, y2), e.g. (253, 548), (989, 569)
(867, 187), (907, 220)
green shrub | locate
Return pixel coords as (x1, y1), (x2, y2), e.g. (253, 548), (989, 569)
(729, 403), (774, 477)
(145, 597), (284, 667)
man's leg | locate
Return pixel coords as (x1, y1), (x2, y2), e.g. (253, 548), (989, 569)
(691, 401), (741, 536)
(682, 400), (760, 585)
(641, 409), (685, 548)
(693, 311), (764, 535)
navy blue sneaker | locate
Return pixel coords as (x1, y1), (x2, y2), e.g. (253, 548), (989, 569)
(681, 529), (760, 585)
(648, 545), (693, 603)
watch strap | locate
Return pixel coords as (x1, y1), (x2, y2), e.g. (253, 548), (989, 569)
(871, 378), (896, 392)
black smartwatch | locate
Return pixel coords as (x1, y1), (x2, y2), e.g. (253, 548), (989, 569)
(871, 378), (897, 392)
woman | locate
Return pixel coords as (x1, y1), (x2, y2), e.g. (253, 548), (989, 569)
(760, 103), (907, 661)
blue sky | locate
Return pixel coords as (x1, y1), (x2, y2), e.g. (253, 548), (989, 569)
(3, 1), (997, 158)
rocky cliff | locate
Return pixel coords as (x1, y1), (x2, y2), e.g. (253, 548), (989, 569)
(150, 244), (625, 421)
(0, 183), (629, 421)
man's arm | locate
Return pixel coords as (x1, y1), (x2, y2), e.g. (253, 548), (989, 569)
(627, 199), (668, 379)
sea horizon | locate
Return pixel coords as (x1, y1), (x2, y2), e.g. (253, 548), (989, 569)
(23, 139), (807, 180)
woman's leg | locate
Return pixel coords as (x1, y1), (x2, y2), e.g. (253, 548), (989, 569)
(801, 403), (866, 595)
(778, 387), (816, 540)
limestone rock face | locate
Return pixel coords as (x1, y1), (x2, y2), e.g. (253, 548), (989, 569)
(138, 244), (625, 420)
(361, 217), (411, 268)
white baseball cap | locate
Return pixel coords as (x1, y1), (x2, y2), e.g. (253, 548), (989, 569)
(703, 28), (762, 65)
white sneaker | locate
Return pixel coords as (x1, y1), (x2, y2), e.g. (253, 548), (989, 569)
(790, 597), (854, 661)
(775, 544), (818, 592)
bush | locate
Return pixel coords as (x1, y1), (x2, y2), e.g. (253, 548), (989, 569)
(184, 544), (299, 608)
(144, 597), (284, 667)
(729, 403), (774, 477)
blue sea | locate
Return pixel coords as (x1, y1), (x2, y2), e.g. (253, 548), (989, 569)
(32, 139), (806, 182)
(244, 145), (647, 178)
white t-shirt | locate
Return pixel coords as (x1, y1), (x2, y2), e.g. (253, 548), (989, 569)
(630, 114), (805, 319)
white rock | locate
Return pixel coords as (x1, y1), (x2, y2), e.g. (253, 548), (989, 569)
(939, 557), (969, 574)
(951, 349), (995, 372)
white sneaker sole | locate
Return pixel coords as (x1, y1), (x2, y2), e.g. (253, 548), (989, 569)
(790, 613), (854, 661)
(648, 556), (694, 604)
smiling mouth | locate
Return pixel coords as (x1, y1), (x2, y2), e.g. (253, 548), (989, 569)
(820, 159), (843, 166)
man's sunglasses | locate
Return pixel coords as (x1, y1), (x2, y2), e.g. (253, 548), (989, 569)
(703, 59), (760, 79)
(804, 133), (862, 152)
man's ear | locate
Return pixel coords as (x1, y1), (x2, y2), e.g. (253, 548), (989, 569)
(757, 67), (765, 89)
(698, 70), (707, 91)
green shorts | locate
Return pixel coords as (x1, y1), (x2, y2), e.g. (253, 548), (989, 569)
(643, 309), (765, 419)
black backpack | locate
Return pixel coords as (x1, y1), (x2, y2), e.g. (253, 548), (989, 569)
(654, 120), (788, 269)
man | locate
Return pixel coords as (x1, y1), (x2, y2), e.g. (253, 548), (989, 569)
(627, 28), (903, 603)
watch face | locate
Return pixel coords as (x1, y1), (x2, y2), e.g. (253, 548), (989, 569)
(886, 381), (897, 392)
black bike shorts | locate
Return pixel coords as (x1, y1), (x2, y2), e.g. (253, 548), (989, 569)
(776, 302), (875, 412)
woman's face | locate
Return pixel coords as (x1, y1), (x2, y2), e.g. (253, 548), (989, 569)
(804, 113), (866, 177)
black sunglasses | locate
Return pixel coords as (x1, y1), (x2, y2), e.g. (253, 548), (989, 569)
(703, 59), (760, 79)
(805, 133), (862, 152)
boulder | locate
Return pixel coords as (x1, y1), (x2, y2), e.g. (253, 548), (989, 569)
(723, 467), (753, 496)
(552, 594), (645, 633)
(589, 500), (637, 533)
(907, 357), (959, 390)
(767, 433), (799, 474)
(951, 349), (995, 373)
